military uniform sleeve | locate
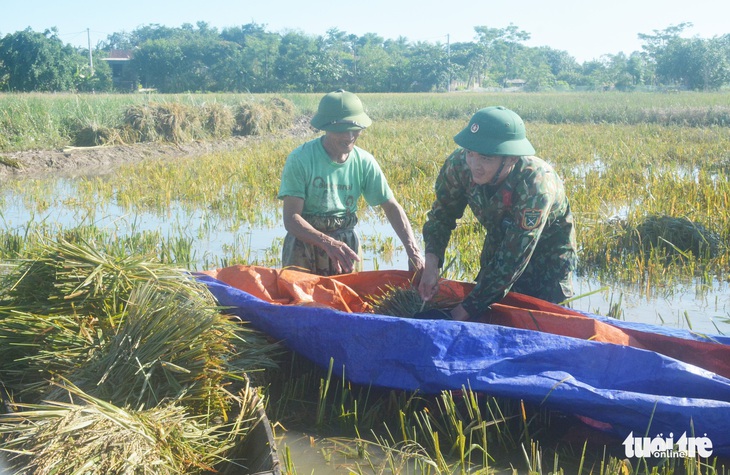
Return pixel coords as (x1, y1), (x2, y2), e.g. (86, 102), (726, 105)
(422, 150), (469, 267)
(461, 168), (556, 317)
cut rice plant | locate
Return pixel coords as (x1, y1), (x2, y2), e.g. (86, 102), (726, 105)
(0, 311), (103, 399)
(71, 121), (124, 147)
(40, 280), (239, 412)
(366, 259), (462, 319)
(0, 237), (278, 412)
(200, 101), (236, 138)
(0, 237), (211, 316)
(625, 214), (722, 259)
(123, 102), (161, 142)
(0, 383), (264, 475)
(366, 284), (460, 319)
(234, 97), (296, 136)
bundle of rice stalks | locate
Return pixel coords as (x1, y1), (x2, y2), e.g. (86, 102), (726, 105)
(233, 97), (296, 136)
(0, 238), (278, 412)
(43, 280), (240, 411)
(622, 214), (722, 259)
(72, 123), (124, 147)
(200, 102), (236, 138)
(122, 102), (201, 143)
(0, 384), (263, 475)
(153, 102), (197, 143)
(123, 103), (159, 142)
(0, 238), (209, 316)
(0, 312), (102, 398)
(367, 284), (461, 319)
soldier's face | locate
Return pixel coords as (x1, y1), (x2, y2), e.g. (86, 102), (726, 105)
(465, 150), (504, 185)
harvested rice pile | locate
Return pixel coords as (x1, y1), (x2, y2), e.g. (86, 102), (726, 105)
(0, 238), (277, 474)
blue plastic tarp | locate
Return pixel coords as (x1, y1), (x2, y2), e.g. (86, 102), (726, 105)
(199, 273), (730, 458)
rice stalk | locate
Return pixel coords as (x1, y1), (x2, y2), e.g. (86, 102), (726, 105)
(0, 238), (278, 412)
(0, 311), (105, 398)
(0, 383), (263, 475)
(234, 97), (296, 136)
(123, 103), (159, 142)
(199, 101), (235, 138)
(629, 214), (722, 259)
(366, 284), (461, 319)
(42, 280), (239, 413)
(0, 237), (210, 316)
(72, 122), (124, 147)
(153, 102), (196, 143)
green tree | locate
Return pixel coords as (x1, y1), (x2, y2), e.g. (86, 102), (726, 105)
(474, 24), (531, 86)
(353, 33), (390, 91)
(221, 23), (281, 92)
(132, 38), (187, 91)
(406, 41), (448, 92)
(0, 28), (78, 92)
(131, 23), (238, 92)
(447, 41), (480, 89)
(656, 37), (730, 90)
(274, 31), (333, 92)
(383, 37), (412, 92)
(637, 22), (692, 85)
(74, 50), (113, 92)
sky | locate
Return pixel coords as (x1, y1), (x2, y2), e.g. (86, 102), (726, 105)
(1, 0), (729, 63)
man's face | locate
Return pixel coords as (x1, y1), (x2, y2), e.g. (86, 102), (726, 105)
(324, 130), (361, 156)
(465, 150), (504, 185)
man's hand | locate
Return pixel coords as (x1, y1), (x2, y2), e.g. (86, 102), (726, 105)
(321, 237), (361, 274)
(417, 253), (440, 301)
(408, 252), (425, 273)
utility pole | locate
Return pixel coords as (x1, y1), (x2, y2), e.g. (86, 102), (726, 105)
(87, 28), (94, 76)
(447, 34), (451, 92)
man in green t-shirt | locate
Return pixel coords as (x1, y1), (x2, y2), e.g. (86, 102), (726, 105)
(278, 90), (423, 276)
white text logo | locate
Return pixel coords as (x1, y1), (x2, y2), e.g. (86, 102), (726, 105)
(623, 432), (713, 458)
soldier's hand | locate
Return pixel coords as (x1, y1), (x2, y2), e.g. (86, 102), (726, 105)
(417, 253), (440, 300)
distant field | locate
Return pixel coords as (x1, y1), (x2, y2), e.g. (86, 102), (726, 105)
(2, 91), (730, 151)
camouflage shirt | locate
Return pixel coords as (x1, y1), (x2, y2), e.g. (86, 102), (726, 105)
(423, 148), (577, 318)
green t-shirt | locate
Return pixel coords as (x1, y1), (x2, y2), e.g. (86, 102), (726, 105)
(277, 137), (393, 217)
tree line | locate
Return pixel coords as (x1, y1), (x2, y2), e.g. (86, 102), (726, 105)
(1, 21), (729, 93)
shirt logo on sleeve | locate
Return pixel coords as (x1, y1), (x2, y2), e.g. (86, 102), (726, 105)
(520, 209), (543, 230)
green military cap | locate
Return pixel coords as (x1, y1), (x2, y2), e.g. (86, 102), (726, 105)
(454, 106), (535, 156)
(310, 89), (372, 132)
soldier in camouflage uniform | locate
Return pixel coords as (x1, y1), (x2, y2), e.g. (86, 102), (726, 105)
(278, 90), (423, 276)
(418, 106), (577, 321)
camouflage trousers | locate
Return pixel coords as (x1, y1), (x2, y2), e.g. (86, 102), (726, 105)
(281, 214), (361, 276)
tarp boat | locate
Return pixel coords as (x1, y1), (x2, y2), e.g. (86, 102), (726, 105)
(198, 265), (730, 458)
